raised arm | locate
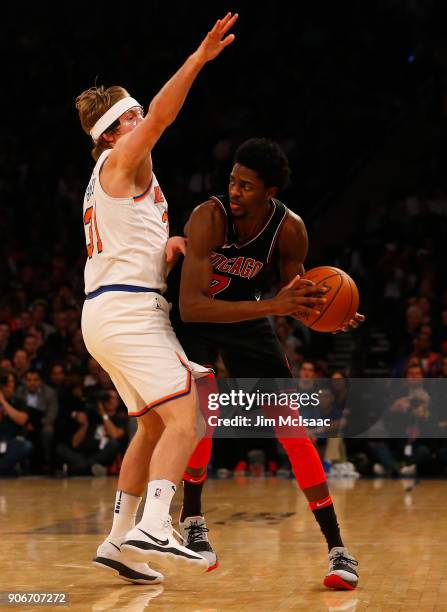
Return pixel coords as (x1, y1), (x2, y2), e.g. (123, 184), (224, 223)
(179, 203), (325, 323)
(110, 13), (238, 174)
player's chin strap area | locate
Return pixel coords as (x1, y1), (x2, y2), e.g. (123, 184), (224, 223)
(90, 97), (142, 142)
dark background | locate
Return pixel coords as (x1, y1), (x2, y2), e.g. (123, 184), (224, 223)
(1, 1), (447, 476)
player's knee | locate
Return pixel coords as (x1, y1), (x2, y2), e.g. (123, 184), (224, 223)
(171, 416), (202, 446)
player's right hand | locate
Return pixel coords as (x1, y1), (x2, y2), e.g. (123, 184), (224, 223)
(271, 276), (327, 316)
(195, 12), (238, 64)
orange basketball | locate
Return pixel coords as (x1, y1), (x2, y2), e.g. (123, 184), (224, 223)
(295, 266), (359, 332)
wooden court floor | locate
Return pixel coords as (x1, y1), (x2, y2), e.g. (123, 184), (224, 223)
(0, 476), (446, 611)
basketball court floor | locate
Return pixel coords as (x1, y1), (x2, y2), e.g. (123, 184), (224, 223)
(1, 477), (446, 611)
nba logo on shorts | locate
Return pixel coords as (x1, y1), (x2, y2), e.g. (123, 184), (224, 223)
(154, 488), (162, 498)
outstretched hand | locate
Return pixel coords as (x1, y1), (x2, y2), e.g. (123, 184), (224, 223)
(196, 12), (238, 63)
(333, 312), (366, 334)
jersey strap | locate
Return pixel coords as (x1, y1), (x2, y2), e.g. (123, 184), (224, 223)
(85, 284), (161, 300)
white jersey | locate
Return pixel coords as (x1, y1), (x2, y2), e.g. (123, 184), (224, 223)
(82, 149), (169, 294)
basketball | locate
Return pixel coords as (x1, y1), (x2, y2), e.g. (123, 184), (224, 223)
(295, 266), (359, 332)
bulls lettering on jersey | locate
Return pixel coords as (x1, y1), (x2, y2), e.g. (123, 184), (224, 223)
(82, 150), (169, 295)
(208, 194), (288, 301)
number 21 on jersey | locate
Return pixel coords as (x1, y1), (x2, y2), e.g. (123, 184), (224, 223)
(84, 204), (103, 258)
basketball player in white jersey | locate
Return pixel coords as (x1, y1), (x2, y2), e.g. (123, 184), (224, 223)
(75, 14), (243, 583)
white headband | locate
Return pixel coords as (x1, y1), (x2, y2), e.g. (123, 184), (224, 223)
(90, 96), (142, 142)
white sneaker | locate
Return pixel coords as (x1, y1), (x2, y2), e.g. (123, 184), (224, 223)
(92, 538), (164, 584)
(324, 547), (359, 590)
(216, 468), (233, 479)
(91, 463), (108, 477)
(328, 464), (344, 479)
(179, 515), (218, 571)
(373, 463), (386, 476)
(399, 464), (417, 477)
(338, 462), (360, 479)
(329, 463), (357, 479)
(121, 516), (209, 574)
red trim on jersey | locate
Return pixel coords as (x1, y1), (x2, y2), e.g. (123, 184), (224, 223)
(210, 196), (228, 245)
(128, 353), (191, 416)
(133, 175), (154, 202)
(267, 204), (288, 262)
(284, 352), (293, 375)
(226, 200), (276, 249)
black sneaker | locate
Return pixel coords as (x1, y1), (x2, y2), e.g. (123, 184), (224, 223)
(179, 515), (218, 571)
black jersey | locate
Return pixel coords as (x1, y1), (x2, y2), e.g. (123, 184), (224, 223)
(168, 193), (292, 377)
(208, 194), (288, 302)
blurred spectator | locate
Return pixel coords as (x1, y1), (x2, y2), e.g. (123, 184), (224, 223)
(16, 369), (58, 472)
(23, 333), (45, 371)
(405, 305), (423, 341)
(55, 389), (127, 476)
(12, 349), (30, 384)
(84, 357), (101, 388)
(9, 311), (33, 354)
(330, 371), (349, 411)
(45, 311), (72, 362)
(48, 362), (67, 390)
(298, 361), (317, 393)
(48, 362), (73, 414)
(0, 373), (33, 476)
(411, 333), (440, 376)
(0, 359), (13, 374)
(0, 323), (12, 359)
(29, 299), (55, 338)
(370, 364), (438, 477)
(66, 328), (89, 371)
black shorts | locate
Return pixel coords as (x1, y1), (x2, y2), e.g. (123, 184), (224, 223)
(174, 318), (291, 378)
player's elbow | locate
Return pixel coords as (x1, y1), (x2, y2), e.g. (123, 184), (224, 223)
(148, 101), (176, 127)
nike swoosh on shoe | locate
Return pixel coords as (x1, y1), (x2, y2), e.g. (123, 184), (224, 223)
(138, 528), (169, 546)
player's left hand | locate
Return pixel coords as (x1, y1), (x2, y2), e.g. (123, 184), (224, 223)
(166, 236), (187, 264)
(333, 312), (365, 334)
(195, 12), (238, 63)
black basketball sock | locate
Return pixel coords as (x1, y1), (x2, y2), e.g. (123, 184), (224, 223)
(181, 480), (205, 521)
(312, 504), (344, 551)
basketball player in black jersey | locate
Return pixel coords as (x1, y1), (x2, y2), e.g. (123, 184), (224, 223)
(173, 138), (363, 590)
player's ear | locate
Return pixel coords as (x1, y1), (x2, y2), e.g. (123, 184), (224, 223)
(266, 186), (278, 199)
(102, 131), (117, 146)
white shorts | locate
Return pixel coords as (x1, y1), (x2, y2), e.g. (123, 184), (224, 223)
(81, 290), (210, 417)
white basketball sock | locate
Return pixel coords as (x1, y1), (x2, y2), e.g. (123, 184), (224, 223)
(140, 480), (177, 527)
(108, 490), (142, 542)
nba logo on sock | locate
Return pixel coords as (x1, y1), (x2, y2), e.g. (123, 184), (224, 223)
(154, 488), (162, 498)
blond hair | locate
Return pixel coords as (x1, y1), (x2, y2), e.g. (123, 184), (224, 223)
(75, 85), (130, 160)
